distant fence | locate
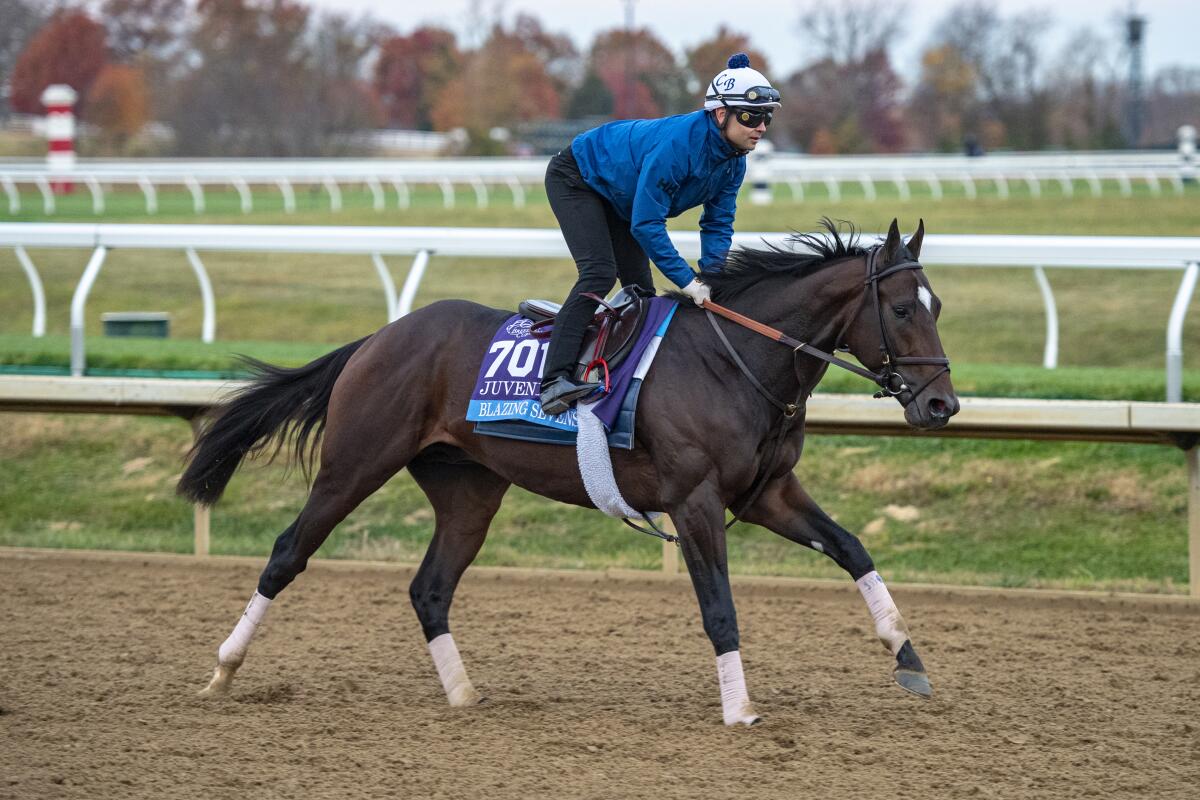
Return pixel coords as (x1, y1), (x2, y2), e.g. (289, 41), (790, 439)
(1, 223), (1197, 400)
(0, 149), (1193, 215)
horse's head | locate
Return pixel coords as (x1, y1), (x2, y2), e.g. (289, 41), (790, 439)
(841, 219), (959, 430)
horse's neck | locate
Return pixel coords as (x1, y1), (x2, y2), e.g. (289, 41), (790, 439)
(724, 260), (865, 395)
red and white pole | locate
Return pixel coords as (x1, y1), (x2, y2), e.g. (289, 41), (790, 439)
(41, 84), (77, 194)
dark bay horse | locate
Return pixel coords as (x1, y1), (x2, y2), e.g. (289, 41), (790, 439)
(180, 219), (958, 726)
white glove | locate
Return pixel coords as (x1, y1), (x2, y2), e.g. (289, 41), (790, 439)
(681, 278), (711, 307)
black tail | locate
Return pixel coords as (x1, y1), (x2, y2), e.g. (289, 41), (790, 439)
(177, 337), (370, 505)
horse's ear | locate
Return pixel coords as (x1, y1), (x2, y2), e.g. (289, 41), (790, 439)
(906, 218), (925, 260)
(883, 218), (902, 263)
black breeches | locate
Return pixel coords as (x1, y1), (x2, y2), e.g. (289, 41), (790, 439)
(542, 149), (652, 381)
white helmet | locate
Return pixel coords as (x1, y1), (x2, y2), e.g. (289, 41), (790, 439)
(704, 53), (781, 111)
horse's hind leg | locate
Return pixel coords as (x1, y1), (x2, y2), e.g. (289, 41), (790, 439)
(200, 433), (416, 696)
(407, 457), (510, 707)
(742, 473), (932, 698)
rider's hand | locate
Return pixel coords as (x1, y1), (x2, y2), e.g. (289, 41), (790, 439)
(681, 278), (711, 307)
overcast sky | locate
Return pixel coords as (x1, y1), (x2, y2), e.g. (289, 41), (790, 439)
(309, 0), (1198, 82)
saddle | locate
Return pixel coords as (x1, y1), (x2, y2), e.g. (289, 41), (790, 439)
(520, 285), (654, 389)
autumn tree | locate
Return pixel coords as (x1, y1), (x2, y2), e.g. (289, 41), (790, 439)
(908, 44), (978, 150)
(685, 26), (771, 95)
(86, 63), (149, 146)
(373, 26), (460, 130)
(784, 1), (907, 153)
(917, 1), (1055, 150)
(512, 13), (580, 98)
(426, 19), (568, 151)
(9, 9), (109, 114)
(588, 28), (689, 119)
(0, 0), (48, 114)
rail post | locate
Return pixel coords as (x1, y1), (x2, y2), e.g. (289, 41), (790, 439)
(1189, 446), (1199, 598)
(69, 246), (109, 376)
(1166, 262), (1198, 403)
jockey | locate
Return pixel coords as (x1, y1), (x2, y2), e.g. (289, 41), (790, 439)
(539, 53), (781, 416)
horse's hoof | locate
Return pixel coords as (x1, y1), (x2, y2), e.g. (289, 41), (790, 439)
(724, 702), (763, 726)
(198, 664), (236, 697)
(447, 684), (482, 707)
(894, 668), (932, 698)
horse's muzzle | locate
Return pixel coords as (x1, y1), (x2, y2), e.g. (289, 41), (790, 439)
(905, 392), (960, 430)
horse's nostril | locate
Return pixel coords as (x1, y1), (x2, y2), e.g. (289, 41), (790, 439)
(928, 398), (948, 418)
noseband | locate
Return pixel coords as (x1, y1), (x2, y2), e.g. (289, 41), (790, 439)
(858, 246), (952, 403)
(704, 244), (951, 409)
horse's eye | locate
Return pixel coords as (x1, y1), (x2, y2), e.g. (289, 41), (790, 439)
(892, 305), (909, 318)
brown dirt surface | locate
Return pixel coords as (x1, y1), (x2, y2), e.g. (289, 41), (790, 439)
(2, 549), (1199, 800)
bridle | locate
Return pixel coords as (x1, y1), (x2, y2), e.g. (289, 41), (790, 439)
(705, 244), (950, 411)
(624, 244), (952, 542)
(701, 244), (950, 529)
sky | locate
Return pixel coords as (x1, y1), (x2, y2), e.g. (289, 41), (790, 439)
(309, 0), (1199, 83)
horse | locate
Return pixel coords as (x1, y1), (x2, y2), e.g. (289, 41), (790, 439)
(179, 218), (959, 726)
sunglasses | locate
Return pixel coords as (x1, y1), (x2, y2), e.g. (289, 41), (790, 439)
(733, 108), (773, 128)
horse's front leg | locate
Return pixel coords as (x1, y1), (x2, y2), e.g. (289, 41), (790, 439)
(741, 472), (932, 698)
(670, 478), (761, 727)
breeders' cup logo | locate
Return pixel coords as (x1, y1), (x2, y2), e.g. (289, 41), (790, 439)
(505, 317), (534, 338)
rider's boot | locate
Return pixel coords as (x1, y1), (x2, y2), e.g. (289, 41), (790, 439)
(539, 375), (594, 416)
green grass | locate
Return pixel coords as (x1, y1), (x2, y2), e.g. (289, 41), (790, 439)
(1, 184), (1198, 592)
(0, 413), (1188, 593)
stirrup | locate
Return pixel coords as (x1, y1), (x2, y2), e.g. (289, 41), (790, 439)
(539, 376), (595, 416)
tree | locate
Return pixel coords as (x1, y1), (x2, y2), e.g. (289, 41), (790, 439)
(512, 13), (580, 96)
(566, 69), (613, 118)
(588, 28), (689, 119)
(685, 26), (771, 93)
(0, 0), (49, 114)
(920, 1), (1055, 150)
(1047, 27), (1123, 149)
(429, 20), (565, 150)
(373, 26), (460, 130)
(101, 0), (188, 62)
(9, 10), (109, 114)
(86, 63), (149, 146)
(784, 51), (906, 152)
(168, 0), (376, 155)
(908, 44), (978, 150)
(796, 0), (907, 65)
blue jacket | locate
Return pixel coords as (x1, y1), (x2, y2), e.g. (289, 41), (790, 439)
(571, 110), (745, 288)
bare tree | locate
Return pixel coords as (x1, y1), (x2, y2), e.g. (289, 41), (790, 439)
(795, 0), (907, 66)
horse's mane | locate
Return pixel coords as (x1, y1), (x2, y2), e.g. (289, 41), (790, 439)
(699, 218), (867, 302)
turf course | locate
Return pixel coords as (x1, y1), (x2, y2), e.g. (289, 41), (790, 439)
(1, 182), (1197, 592)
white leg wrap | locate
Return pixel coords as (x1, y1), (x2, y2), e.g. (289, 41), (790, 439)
(428, 634), (478, 707)
(217, 592), (272, 667)
(856, 571), (909, 655)
(716, 651), (760, 726)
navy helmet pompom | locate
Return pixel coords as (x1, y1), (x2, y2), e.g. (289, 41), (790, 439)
(727, 52), (751, 69)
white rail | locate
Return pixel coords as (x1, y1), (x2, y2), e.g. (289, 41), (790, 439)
(2, 223), (1197, 395)
(0, 150), (1192, 215)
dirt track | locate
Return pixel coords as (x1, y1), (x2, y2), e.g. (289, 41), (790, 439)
(2, 550), (1198, 799)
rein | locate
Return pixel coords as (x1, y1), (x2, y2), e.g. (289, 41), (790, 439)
(622, 245), (951, 542)
(702, 245), (951, 529)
